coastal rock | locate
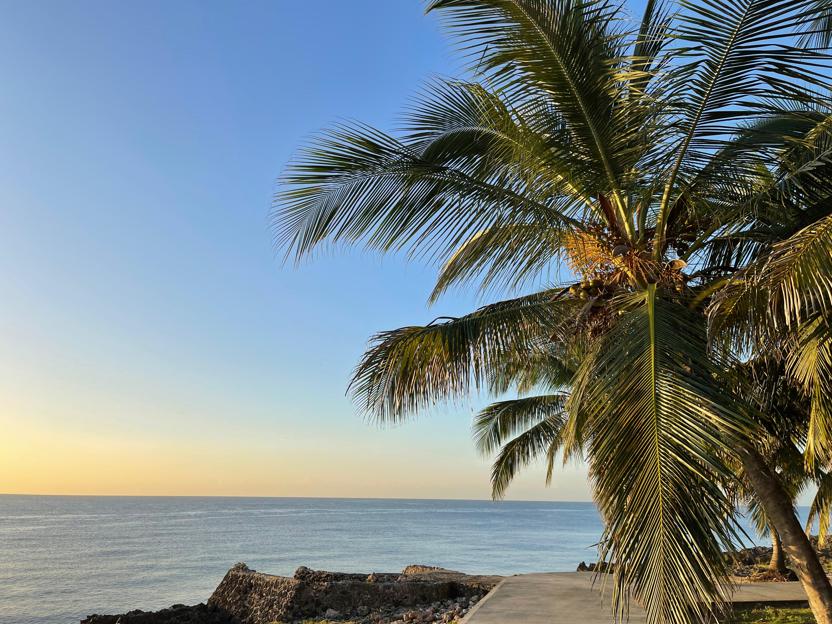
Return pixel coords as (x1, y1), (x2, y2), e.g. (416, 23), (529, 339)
(576, 537), (832, 582)
(575, 561), (615, 573)
(749, 568), (799, 582)
(325, 609), (342, 619)
(723, 537), (832, 581)
(401, 565), (444, 575)
(80, 603), (238, 624)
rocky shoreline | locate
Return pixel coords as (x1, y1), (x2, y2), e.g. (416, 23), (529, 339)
(81, 564), (501, 624)
(84, 540), (832, 624)
(576, 536), (832, 583)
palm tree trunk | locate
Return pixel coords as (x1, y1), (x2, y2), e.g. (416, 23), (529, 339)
(770, 529), (788, 575)
(739, 446), (832, 624)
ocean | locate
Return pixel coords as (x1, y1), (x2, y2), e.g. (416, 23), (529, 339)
(0, 496), (606, 624)
(0, 495), (791, 624)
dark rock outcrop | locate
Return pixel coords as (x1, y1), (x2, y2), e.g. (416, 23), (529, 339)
(723, 537), (832, 581)
(81, 603), (238, 624)
(576, 537), (832, 582)
(575, 561), (615, 573)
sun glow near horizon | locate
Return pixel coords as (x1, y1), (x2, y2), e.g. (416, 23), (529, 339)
(0, 0), (601, 503)
(0, 412), (592, 500)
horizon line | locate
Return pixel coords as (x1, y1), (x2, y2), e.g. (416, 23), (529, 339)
(0, 492), (596, 504)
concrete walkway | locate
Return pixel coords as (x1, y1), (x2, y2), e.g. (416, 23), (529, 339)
(461, 573), (809, 624)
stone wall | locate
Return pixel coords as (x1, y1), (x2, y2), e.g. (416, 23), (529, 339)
(206, 563), (309, 623)
(206, 563), (496, 624)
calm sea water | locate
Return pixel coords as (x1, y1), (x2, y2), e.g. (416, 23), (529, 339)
(0, 496), (607, 624)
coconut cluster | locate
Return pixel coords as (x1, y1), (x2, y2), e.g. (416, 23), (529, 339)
(569, 278), (618, 300)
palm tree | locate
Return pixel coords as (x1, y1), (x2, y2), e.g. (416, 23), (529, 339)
(271, 1), (832, 622)
(721, 359), (812, 581)
(736, 361), (815, 580)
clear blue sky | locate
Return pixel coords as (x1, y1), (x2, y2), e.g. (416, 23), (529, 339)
(0, 0), (600, 499)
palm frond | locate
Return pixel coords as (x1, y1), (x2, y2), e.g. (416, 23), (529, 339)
(426, 0), (664, 239)
(473, 393), (568, 455)
(430, 225), (567, 303)
(488, 410), (569, 499)
(764, 214), (832, 326)
(571, 287), (753, 624)
(486, 343), (578, 395)
(808, 470), (832, 546)
(796, 0), (832, 49)
(654, 0), (831, 258)
(349, 290), (577, 423)
(473, 394), (570, 498)
(707, 270), (775, 353)
(787, 317), (832, 469)
(272, 120), (579, 266)
(402, 79), (596, 203)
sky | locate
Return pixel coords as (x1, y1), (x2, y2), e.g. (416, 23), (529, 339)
(0, 0), (592, 500)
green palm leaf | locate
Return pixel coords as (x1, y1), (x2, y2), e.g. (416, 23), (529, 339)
(764, 214), (832, 325)
(429, 225), (567, 302)
(787, 317), (832, 468)
(808, 470), (832, 546)
(273, 121), (580, 266)
(485, 344), (578, 395)
(474, 393), (568, 455)
(572, 287), (753, 624)
(402, 79), (596, 203)
(654, 0), (830, 257)
(349, 290), (576, 423)
(426, 0), (663, 240)
(474, 394), (569, 498)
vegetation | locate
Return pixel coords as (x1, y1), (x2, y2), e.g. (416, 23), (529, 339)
(724, 607), (817, 624)
(272, 1), (832, 623)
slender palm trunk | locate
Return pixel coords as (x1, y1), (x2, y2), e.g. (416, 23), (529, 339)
(739, 446), (832, 624)
(770, 529), (788, 575)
